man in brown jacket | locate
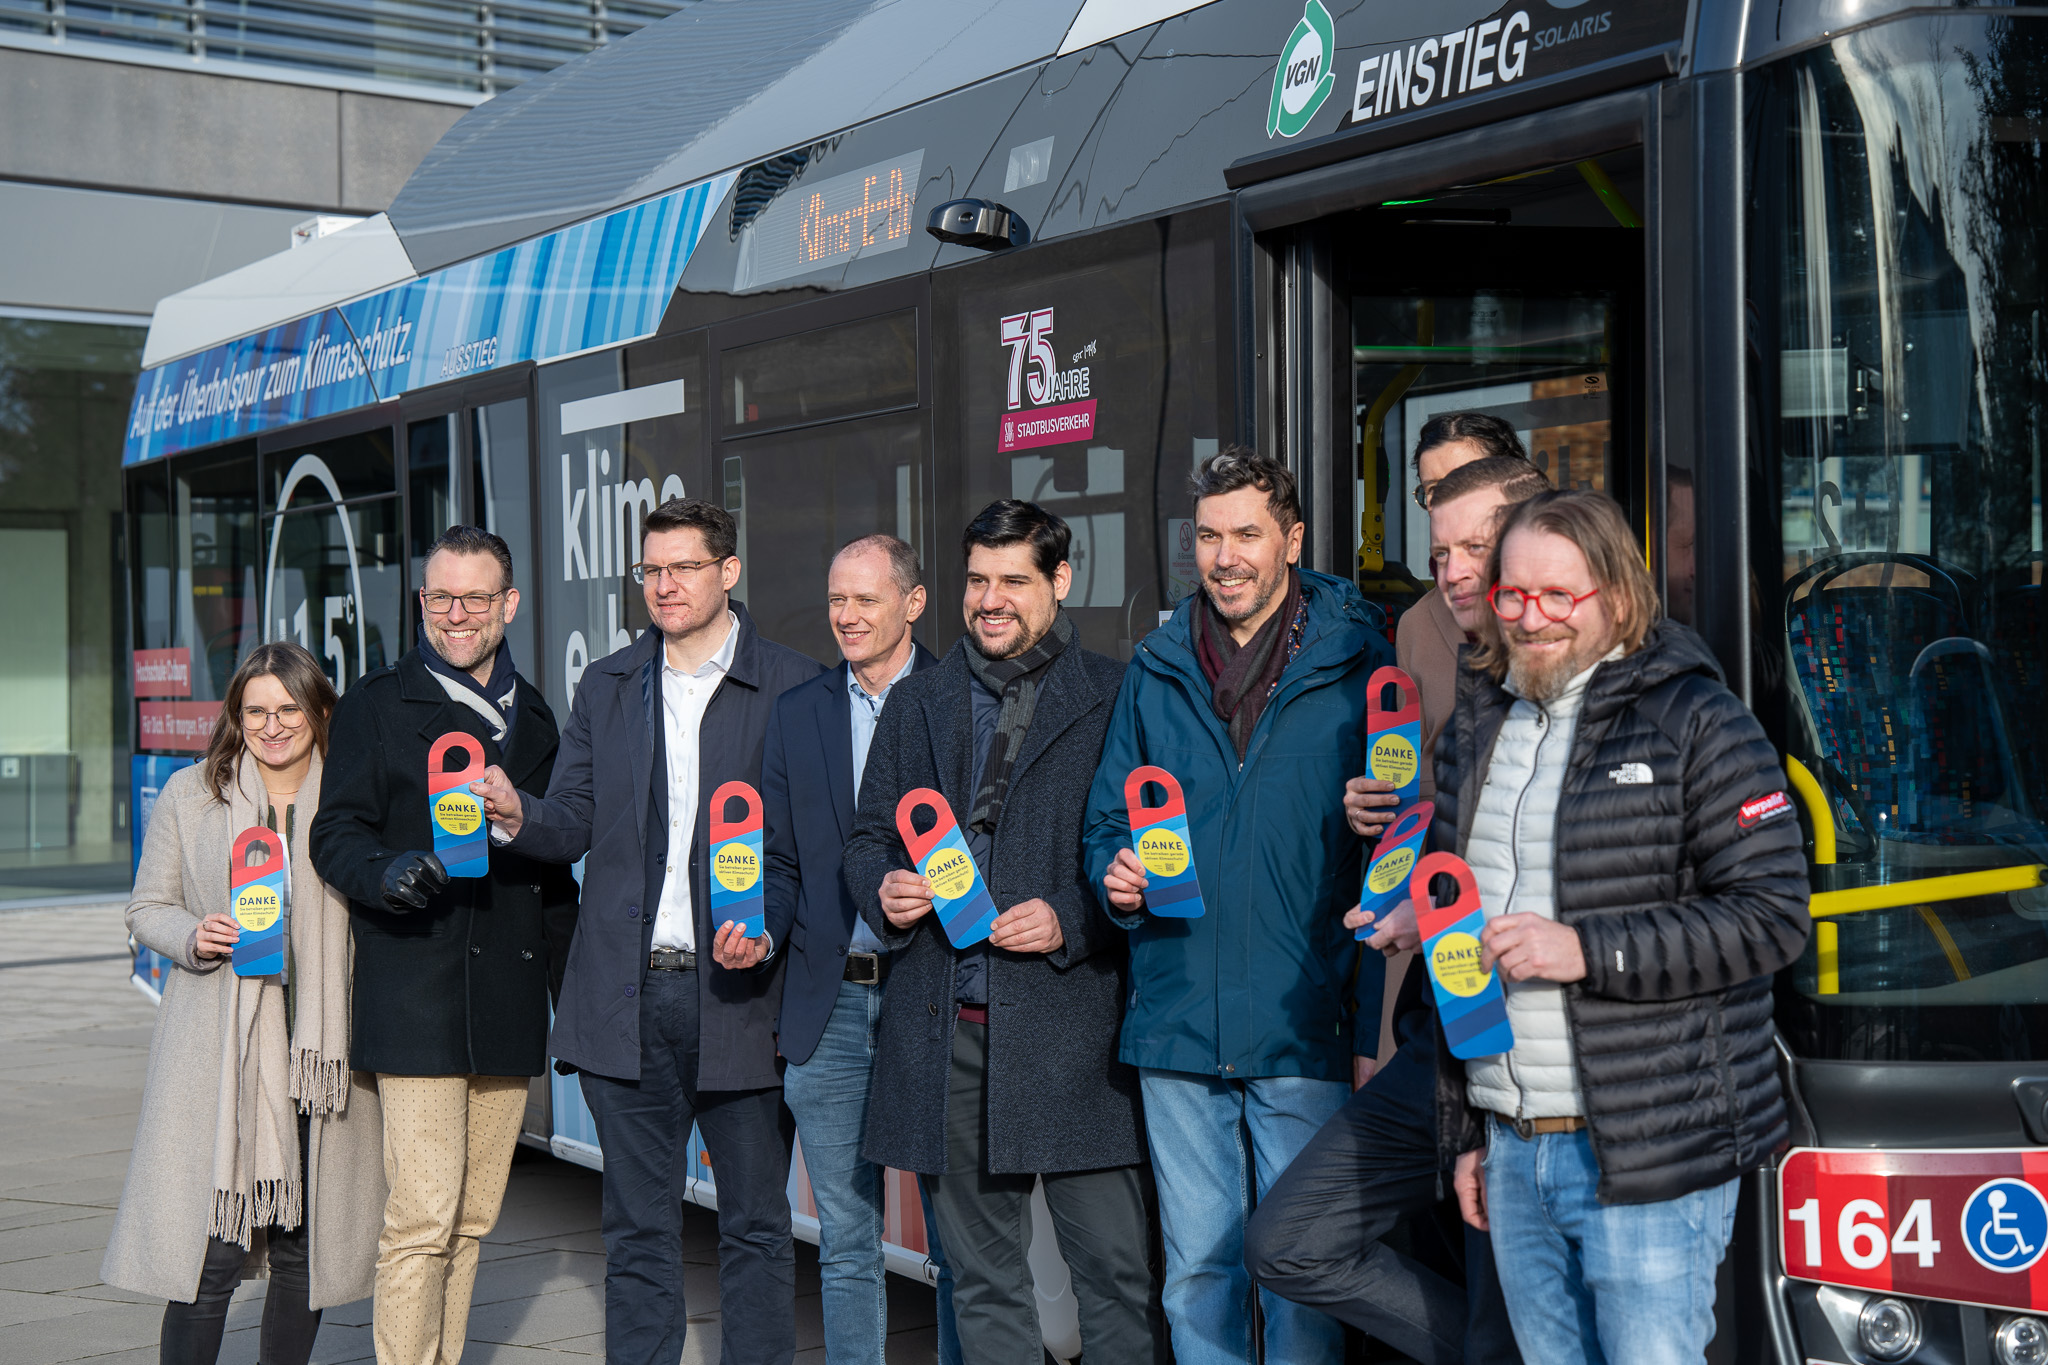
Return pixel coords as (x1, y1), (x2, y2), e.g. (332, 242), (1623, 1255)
(1393, 412), (1536, 800)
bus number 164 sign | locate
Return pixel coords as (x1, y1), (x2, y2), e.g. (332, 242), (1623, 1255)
(1779, 1147), (2048, 1313)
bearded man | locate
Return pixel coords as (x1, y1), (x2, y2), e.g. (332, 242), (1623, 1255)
(1437, 490), (1808, 1365)
(1084, 447), (1394, 1365)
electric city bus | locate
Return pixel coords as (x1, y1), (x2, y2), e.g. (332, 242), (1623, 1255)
(119, 0), (2048, 1359)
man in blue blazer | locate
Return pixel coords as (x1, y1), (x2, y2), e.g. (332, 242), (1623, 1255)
(473, 498), (821, 1365)
(762, 534), (957, 1365)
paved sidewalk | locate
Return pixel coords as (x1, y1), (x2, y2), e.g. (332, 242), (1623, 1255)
(0, 903), (942, 1365)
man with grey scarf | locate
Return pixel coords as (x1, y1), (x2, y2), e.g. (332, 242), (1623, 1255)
(843, 500), (1165, 1365)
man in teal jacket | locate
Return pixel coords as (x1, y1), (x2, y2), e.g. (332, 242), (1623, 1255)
(1084, 447), (1393, 1365)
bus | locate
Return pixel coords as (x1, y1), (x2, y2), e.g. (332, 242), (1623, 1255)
(119, 1), (2048, 1359)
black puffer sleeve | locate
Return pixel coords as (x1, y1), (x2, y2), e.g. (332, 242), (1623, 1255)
(1573, 678), (1811, 1002)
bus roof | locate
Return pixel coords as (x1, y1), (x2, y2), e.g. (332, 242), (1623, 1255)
(128, 0), (1709, 466)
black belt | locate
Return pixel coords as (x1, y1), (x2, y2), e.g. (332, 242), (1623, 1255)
(648, 948), (696, 971)
(844, 951), (886, 986)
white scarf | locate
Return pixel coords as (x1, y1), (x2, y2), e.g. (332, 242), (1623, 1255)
(207, 750), (352, 1246)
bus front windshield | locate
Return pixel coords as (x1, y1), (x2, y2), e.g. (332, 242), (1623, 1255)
(1756, 15), (2048, 1062)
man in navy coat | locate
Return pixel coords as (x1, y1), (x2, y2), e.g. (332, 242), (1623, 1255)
(762, 534), (958, 1365)
(473, 498), (820, 1365)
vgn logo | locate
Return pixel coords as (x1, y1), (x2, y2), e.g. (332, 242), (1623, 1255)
(1268, 0), (1337, 139)
(1962, 1177), (2048, 1273)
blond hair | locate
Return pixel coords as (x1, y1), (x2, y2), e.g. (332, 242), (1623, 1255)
(1468, 490), (1660, 683)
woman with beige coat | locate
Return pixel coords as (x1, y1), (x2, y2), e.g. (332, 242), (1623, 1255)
(102, 642), (386, 1365)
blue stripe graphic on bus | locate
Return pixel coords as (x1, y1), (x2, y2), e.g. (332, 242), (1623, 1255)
(123, 171), (735, 465)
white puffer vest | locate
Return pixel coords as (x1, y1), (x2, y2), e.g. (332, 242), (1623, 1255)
(1463, 651), (1617, 1120)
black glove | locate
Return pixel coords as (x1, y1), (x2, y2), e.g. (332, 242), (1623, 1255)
(380, 851), (449, 913)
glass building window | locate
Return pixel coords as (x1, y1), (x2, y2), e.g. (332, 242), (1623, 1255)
(0, 316), (145, 897)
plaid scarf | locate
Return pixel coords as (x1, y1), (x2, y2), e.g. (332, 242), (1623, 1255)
(963, 611), (1074, 838)
(1194, 568), (1306, 759)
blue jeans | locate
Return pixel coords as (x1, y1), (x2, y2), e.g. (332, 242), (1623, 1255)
(1483, 1117), (1739, 1365)
(782, 978), (961, 1365)
(1139, 1069), (1349, 1365)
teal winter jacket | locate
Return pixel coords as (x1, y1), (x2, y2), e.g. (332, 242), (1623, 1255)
(1082, 569), (1392, 1083)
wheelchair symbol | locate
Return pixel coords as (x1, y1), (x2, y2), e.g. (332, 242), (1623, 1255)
(1962, 1178), (2048, 1273)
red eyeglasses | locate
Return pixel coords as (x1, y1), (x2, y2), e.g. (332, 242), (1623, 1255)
(1488, 584), (1601, 625)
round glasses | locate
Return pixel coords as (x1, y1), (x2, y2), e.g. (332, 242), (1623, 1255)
(242, 704), (306, 731)
(1488, 584), (1601, 625)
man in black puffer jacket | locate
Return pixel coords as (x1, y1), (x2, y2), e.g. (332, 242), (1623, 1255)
(1430, 490), (1809, 1365)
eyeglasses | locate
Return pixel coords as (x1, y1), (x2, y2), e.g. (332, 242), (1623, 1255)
(242, 704), (306, 731)
(631, 557), (728, 586)
(421, 589), (507, 615)
(1412, 479), (1440, 510)
(1489, 583), (1601, 625)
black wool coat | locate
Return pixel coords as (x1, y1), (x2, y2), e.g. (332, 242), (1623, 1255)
(513, 605), (823, 1089)
(843, 637), (1142, 1176)
(1426, 620), (1811, 1205)
(309, 648), (580, 1078)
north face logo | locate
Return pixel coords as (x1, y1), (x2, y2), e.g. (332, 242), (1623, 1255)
(1608, 763), (1652, 785)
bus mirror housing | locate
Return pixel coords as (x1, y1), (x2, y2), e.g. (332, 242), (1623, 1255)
(927, 199), (1029, 250)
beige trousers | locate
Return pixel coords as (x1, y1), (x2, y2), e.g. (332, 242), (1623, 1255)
(372, 1074), (528, 1365)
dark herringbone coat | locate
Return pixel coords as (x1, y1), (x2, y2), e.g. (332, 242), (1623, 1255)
(1429, 620), (1810, 1204)
(843, 635), (1141, 1176)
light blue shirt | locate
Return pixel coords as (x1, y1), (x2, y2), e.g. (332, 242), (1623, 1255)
(846, 651), (917, 954)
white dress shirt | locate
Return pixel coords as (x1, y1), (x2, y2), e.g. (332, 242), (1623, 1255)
(650, 612), (740, 951)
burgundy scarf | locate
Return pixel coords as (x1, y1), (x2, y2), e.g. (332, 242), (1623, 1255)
(1194, 568), (1306, 759)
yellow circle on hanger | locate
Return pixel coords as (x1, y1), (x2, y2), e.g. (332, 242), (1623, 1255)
(1430, 932), (1491, 998)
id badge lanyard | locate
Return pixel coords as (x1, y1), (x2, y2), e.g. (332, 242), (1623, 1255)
(896, 788), (999, 948)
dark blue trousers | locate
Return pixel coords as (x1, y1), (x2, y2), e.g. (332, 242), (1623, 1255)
(580, 966), (795, 1365)
(1243, 1030), (1522, 1365)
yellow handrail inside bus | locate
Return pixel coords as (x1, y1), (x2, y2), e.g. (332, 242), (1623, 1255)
(1915, 905), (1972, 981)
(1808, 864), (2046, 919)
(1785, 756), (1834, 865)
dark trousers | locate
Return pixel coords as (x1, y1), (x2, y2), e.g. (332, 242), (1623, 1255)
(922, 1019), (1167, 1365)
(1243, 1035), (1522, 1365)
(160, 1113), (321, 1365)
(579, 966), (795, 1365)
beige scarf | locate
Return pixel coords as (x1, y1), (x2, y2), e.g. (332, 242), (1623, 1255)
(208, 749), (353, 1247)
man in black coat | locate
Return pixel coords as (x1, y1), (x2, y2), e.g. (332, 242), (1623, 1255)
(1433, 491), (1809, 1364)
(761, 534), (962, 1362)
(472, 498), (821, 1365)
(842, 501), (1165, 1365)
(309, 525), (579, 1365)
